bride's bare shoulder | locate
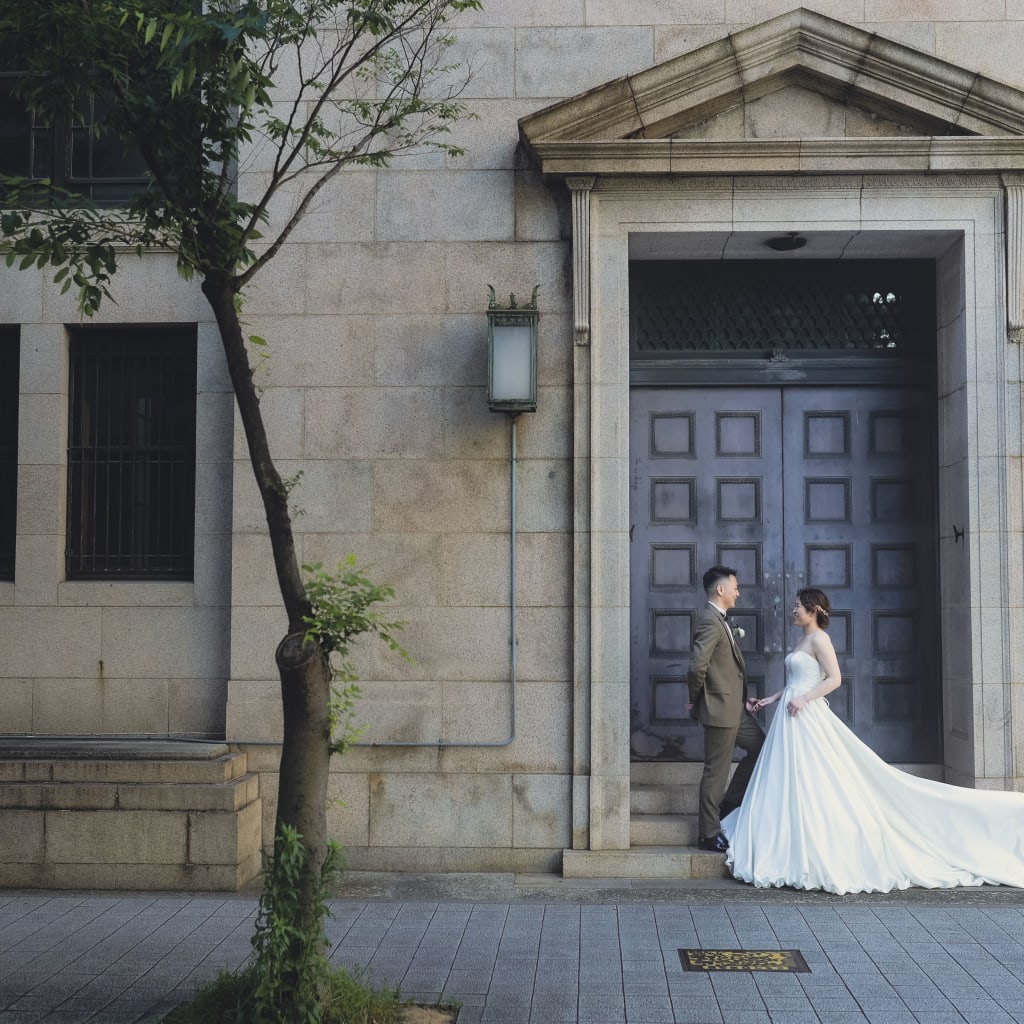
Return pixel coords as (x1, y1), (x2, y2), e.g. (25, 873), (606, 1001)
(809, 630), (836, 656)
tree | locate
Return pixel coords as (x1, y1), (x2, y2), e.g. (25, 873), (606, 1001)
(0, 0), (478, 1012)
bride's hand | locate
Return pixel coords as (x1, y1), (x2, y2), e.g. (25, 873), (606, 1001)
(787, 695), (809, 716)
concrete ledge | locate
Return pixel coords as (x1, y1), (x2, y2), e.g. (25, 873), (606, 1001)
(0, 754), (247, 785)
(0, 738), (230, 759)
(0, 855), (263, 892)
(342, 845), (562, 874)
(562, 846), (730, 880)
(0, 742), (262, 891)
(0, 775), (258, 811)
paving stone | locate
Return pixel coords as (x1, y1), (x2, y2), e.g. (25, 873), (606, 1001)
(3, 882), (1024, 1022)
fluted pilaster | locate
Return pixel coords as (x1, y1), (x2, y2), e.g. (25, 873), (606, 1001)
(566, 176), (596, 346)
(1005, 175), (1024, 343)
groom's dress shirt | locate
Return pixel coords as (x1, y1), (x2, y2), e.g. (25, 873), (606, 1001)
(712, 602), (740, 654)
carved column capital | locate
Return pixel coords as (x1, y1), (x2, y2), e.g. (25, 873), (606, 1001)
(565, 175), (597, 193)
(1004, 176), (1024, 343)
(566, 177), (596, 346)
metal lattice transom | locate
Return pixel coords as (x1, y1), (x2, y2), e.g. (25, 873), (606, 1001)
(630, 260), (935, 357)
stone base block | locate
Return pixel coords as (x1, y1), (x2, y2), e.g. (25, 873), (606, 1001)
(0, 740), (262, 892)
(562, 845), (730, 880)
(342, 845), (562, 874)
(0, 854), (263, 892)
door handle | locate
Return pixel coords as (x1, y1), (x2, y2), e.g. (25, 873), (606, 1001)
(764, 571), (783, 653)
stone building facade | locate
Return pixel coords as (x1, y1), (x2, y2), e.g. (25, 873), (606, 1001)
(2, 3), (1024, 884)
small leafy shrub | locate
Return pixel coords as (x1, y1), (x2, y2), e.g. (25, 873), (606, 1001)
(162, 828), (406, 1023)
(301, 557), (409, 752)
(248, 825), (340, 1021)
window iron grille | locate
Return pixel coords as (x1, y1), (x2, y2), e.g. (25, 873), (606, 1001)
(0, 328), (18, 581)
(630, 260), (936, 357)
(66, 328), (197, 579)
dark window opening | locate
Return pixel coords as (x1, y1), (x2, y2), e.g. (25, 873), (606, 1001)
(1, 76), (153, 203)
(67, 327), (197, 580)
(0, 328), (19, 581)
(630, 260), (936, 358)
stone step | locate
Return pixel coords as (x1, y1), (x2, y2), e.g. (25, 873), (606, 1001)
(563, 846), (729, 880)
(0, 740), (262, 892)
(630, 813), (698, 846)
(0, 774), (259, 812)
(0, 752), (248, 786)
(632, 761), (941, 784)
(630, 762), (706, 787)
(630, 783), (699, 815)
(0, 738), (232, 760)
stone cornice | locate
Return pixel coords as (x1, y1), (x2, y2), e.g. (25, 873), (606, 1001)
(527, 137), (1024, 178)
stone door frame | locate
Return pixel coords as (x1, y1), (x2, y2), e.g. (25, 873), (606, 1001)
(519, 8), (1024, 854)
(569, 175), (1024, 852)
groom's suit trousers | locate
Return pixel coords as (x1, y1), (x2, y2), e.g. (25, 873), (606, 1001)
(687, 605), (765, 837)
(699, 711), (764, 838)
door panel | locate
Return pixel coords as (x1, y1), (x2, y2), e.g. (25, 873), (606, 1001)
(781, 388), (939, 761)
(629, 389), (783, 763)
(630, 385), (940, 764)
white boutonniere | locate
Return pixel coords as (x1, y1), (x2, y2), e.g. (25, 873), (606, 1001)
(730, 624), (745, 640)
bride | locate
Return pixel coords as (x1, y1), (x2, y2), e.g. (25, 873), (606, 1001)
(721, 587), (1024, 894)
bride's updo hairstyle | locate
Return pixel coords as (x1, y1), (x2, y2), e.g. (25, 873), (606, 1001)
(797, 587), (831, 629)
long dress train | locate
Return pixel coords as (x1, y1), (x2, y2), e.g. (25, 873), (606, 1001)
(721, 651), (1024, 894)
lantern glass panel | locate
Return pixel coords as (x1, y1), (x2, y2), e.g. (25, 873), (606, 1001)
(490, 323), (533, 401)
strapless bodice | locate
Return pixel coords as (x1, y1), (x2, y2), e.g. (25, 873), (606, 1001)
(784, 650), (824, 697)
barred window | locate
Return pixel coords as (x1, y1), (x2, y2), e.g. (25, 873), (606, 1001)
(1, 76), (152, 203)
(0, 328), (18, 581)
(67, 327), (197, 579)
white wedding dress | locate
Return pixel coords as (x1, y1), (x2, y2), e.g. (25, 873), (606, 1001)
(722, 651), (1024, 894)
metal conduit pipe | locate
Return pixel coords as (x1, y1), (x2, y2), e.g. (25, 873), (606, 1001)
(227, 414), (521, 750)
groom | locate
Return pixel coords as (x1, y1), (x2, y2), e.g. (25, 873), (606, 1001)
(687, 565), (765, 852)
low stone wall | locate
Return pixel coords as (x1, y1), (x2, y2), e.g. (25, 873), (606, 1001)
(0, 740), (262, 891)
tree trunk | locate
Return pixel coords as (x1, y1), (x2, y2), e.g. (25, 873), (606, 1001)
(275, 631), (332, 914)
(201, 272), (332, 893)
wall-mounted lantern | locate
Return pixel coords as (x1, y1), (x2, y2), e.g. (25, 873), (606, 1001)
(487, 285), (539, 413)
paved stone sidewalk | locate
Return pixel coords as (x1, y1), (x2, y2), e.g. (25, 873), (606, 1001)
(1, 875), (1024, 1023)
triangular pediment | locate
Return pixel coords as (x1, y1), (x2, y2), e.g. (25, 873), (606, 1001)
(519, 8), (1024, 174)
(668, 82), (954, 142)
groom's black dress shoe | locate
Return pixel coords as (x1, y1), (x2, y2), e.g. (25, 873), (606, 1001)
(697, 833), (729, 853)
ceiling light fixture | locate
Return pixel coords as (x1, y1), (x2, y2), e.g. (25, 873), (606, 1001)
(765, 232), (807, 251)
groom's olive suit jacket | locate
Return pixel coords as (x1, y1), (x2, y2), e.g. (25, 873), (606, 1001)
(686, 605), (746, 729)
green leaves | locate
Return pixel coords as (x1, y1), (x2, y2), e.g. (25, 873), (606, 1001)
(301, 557), (407, 664)
(247, 826), (345, 1022)
(300, 557), (408, 755)
(0, 0), (482, 302)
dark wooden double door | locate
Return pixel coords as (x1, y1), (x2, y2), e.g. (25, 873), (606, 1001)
(629, 385), (940, 764)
